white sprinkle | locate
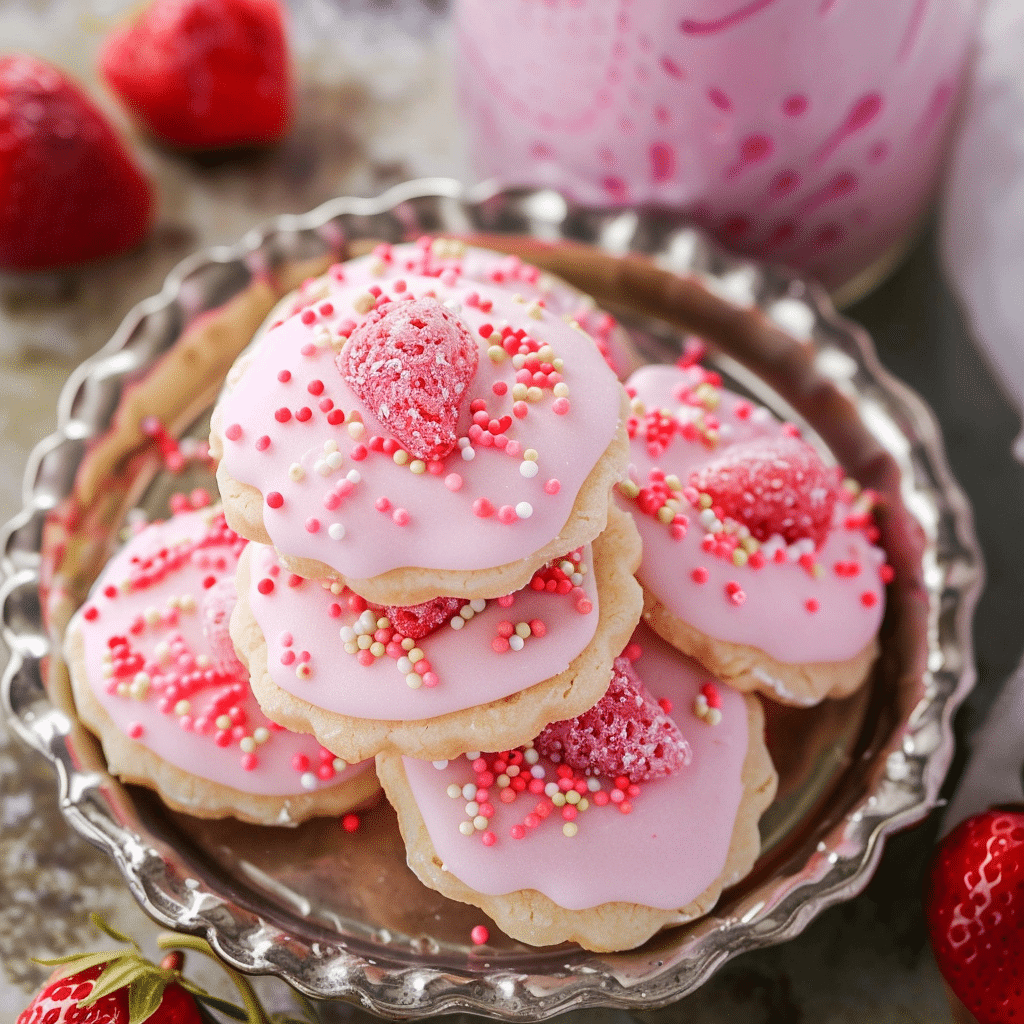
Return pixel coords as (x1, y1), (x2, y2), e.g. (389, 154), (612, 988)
(300, 772), (318, 791)
(433, 760), (450, 770)
(515, 501), (533, 519)
(346, 469), (361, 484)
(520, 461), (539, 478)
(530, 765), (545, 778)
(469, 598), (487, 613)
(323, 439), (338, 453)
(326, 451), (343, 469)
(450, 616), (465, 630)
(461, 447), (476, 462)
(509, 635), (525, 651)
(289, 463), (306, 482)
(328, 523), (345, 540)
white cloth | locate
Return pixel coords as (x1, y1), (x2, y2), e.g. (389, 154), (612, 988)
(941, 0), (1024, 829)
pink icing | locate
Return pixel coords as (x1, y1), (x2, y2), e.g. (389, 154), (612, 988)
(245, 541), (600, 720)
(72, 507), (372, 797)
(400, 624), (750, 911)
(619, 364), (886, 667)
(216, 243), (625, 582)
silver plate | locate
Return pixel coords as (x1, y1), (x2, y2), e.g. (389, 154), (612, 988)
(0, 179), (983, 1019)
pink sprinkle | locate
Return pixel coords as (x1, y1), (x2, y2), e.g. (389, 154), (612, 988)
(281, 631), (294, 646)
(471, 926), (489, 945)
(422, 672), (439, 687)
(301, 309), (316, 325)
(624, 643), (642, 661)
(492, 636), (510, 653)
(357, 649), (375, 666)
(127, 721), (144, 739)
(328, 603), (342, 617)
(295, 407), (312, 422)
(281, 650), (296, 665)
(241, 753), (258, 771)
(505, 440), (521, 457)
(376, 497), (392, 513)
(498, 505), (518, 524)
(552, 397), (571, 415)
(292, 753), (310, 772)
(492, 381), (508, 396)
(445, 473), (463, 491)
(473, 497), (495, 518)
(351, 444), (368, 461)
(225, 423), (243, 441)
(308, 379), (325, 395)
(255, 435), (271, 451)
(301, 343), (316, 356)
(327, 409), (345, 425)
(324, 493), (341, 511)
(725, 581), (746, 605)
(392, 508), (410, 526)
(513, 401), (528, 419)
(306, 517), (321, 533)
(497, 621), (515, 638)
(277, 369), (292, 383)
(529, 619), (546, 638)
(319, 302), (334, 316)
(319, 398), (334, 412)
(266, 492), (284, 509)
(544, 479), (560, 495)
(691, 567), (709, 584)
(805, 598), (819, 613)
(481, 831), (496, 847)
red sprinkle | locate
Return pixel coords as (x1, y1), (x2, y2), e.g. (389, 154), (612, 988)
(266, 492), (284, 509)
(341, 813), (360, 833)
(277, 369), (292, 383)
(83, 606), (99, 621)
(805, 598), (820, 613)
(860, 591), (878, 608)
(691, 567), (709, 584)
(257, 578), (275, 595)
(470, 925), (489, 945)
(300, 309), (316, 325)
(308, 379), (325, 395)
(256, 435), (271, 451)
(275, 407), (292, 423)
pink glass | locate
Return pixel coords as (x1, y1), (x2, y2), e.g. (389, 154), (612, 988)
(455, 0), (980, 292)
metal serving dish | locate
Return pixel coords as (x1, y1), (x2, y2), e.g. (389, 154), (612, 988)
(0, 179), (982, 1019)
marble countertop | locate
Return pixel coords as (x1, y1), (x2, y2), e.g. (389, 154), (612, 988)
(3, 2), (1022, 1021)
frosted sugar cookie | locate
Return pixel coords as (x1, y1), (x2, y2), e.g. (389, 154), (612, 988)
(66, 502), (379, 825)
(210, 239), (630, 604)
(375, 624), (777, 952)
(618, 362), (889, 706)
(231, 504), (642, 762)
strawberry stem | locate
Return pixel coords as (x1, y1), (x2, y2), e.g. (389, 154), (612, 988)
(157, 934), (272, 1024)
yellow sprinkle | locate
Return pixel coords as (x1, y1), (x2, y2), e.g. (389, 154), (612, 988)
(393, 450), (409, 466)
(565, 790), (581, 805)
(526, 386), (543, 402)
(240, 737), (256, 753)
(553, 358), (564, 371)
(617, 479), (640, 499)
(552, 792), (567, 807)
(408, 647), (425, 663)
(512, 353), (527, 369)
(665, 474), (681, 491)
(577, 798), (589, 811)
(410, 460), (427, 475)
(215, 714), (232, 730)
(698, 493), (713, 509)
(402, 637), (415, 651)
(357, 634), (373, 650)
(174, 700), (191, 716)
(370, 642), (386, 657)
(537, 345), (555, 363)
(488, 346), (506, 363)
(553, 382), (569, 398)
(563, 822), (578, 837)
(524, 448), (539, 461)
(732, 548), (749, 567)
(512, 383), (529, 401)
(353, 292), (375, 314)
(657, 506), (675, 524)
(347, 421), (366, 440)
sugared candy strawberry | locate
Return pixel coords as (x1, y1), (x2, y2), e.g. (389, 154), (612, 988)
(687, 435), (841, 548)
(99, 0), (290, 150)
(536, 655), (691, 783)
(338, 296), (479, 461)
(0, 55), (153, 272)
(377, 596), (468, 640)
(926, 806), (1024, 1024)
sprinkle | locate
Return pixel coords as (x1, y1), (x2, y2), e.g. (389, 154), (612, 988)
(470, 925), (489, 945)
(255, 435), (271, 451)
(266, 492), (284, 509)
(225, 423), (242, 441)
(861, 591), (878, 608)
(805, 598), (819, 613)
(691, 567), (709, 584)
(392, 508), (410, 526)
(342, 814), (360, 833)
(515, 501), (533, 519)
(277, 369), (292, 383)
(289, 463), (305, 482)
(353, 292), (375, 314)
(257, 578), (275, 595)
(328, 523), (346, 540)
(473, 497), (495, 518)
(445, 473), (463, 491)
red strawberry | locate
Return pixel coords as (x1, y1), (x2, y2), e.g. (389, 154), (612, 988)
(926, 807), (1024, 1024)
(536, 655), (691, 783)
(0, 55), (153, 272)
(338, 296), (479, 461)
(687, 435), (841, 548)
(99, 0), (290, 150)
(19, 915), (278, 1024)
(378, 595), (468, 640)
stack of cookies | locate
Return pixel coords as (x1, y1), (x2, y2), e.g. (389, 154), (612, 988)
(67, 239), (889, 952)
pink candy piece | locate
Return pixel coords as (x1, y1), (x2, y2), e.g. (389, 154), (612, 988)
(687, 436), (841, 548)
(201, 576), (247, 674)
(535, 655), (691, 783)
(337, 297), (478, 461)
(377, 595), (468, 640)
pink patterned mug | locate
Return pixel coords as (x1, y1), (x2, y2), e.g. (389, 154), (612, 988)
(455, 0), (980, 293)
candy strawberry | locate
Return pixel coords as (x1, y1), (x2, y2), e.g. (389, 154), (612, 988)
(925, 807), (1024, 1024)
(339, 296), (479, 461)
(99, 0), (290, 150)
(0, 55), (153, 272)
(378, 596), (468, 640)
(536, 655), (691, 783)
(687, 436), (841, 548)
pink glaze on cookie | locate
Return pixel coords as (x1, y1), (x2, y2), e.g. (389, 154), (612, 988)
(245, 541), (600, 720)
(72, 507), (372, 796)
(400, 624), (749, 911)
(215, 241), (624, 580)
(618, 364), (886, 665)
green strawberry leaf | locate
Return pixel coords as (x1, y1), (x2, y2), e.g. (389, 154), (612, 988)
(192, 992), (251, 1021)
(32, 950), (124, 971)
(90, 913), (140, 950)
(79, 955), (152, 1006)
(127, 974), (170, 1024)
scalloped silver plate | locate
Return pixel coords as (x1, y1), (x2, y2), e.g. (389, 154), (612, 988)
(1, 179), (983, 1019)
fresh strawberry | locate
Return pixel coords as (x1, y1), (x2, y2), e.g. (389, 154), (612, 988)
(687, 435), (841, 547)
(0, 55), (153, 272)
(339, 296), (479, 461)
(926, 807), (1024, 1024)
(377, 595), (468, 640)
(99, 0), (290, 150)
(536, 655), (691, 783)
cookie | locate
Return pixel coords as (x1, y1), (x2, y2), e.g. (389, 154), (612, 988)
(375, 624), (777, 951)
(618, 362), (888, 705)
(210, 239), (631, 604)
(231, 503), (643, 762)
(65, 503), (380, 825)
